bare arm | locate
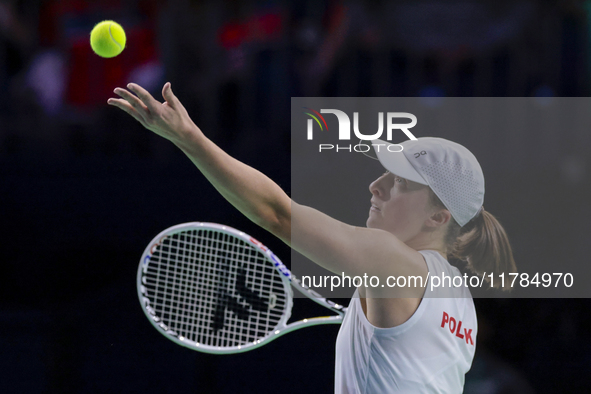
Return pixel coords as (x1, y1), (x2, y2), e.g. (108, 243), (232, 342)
(108, 83), (426, 293)
(176, 135), (292, 235)
(108, 82), (291, 234)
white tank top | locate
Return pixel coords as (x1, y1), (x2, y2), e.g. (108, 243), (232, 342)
(334, 250), (477, 393)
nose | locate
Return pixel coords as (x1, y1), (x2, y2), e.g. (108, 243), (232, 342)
(369, 174), (387, 199)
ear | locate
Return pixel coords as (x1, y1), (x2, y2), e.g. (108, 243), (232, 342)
(425, 209), (452, 229)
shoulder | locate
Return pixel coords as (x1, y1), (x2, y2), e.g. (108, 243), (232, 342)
(362, 250), (429, 328)
(364, 251), (473, 329)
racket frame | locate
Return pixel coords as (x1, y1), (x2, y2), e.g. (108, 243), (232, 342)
(138, 222), (347, 354)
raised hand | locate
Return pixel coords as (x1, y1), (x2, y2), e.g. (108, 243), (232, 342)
(108, 82), (201, 146)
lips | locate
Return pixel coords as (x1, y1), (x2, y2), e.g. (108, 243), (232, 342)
(370, 202), (381, 212)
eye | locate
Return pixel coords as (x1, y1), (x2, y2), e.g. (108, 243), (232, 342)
(395, 176), (405, 184)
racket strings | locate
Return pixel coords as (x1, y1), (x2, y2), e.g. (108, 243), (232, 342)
(142, 229), (288, 348)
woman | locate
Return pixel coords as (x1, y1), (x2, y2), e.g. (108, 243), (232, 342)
(108, 82), (516, 393)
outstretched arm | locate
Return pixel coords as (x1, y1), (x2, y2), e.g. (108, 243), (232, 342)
(108, 82), (291, 237)
(108, 83), (427, 292)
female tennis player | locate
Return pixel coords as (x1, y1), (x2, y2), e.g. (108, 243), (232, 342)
(108, 82), (516, 393)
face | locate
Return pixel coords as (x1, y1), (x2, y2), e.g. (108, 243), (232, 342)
(367, 171), (434, 243)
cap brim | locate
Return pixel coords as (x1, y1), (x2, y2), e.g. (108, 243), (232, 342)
(371, 139), (428, 185)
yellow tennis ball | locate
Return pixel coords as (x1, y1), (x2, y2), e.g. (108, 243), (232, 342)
(90, 20), (126, 58)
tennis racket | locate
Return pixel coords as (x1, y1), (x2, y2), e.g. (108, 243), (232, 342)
(137, 222), (347, 354)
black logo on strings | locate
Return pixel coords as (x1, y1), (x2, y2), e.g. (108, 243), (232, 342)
(211, 258), (268, 332)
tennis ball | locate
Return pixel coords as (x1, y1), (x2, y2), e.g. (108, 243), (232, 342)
(90, 20), (126, 58)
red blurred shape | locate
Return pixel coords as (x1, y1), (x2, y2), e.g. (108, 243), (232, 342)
(218, 22), (248, 49)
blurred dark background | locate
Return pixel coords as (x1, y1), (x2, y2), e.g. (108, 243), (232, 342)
(1, 0), (590, 393)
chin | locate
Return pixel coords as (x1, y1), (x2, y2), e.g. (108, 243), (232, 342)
(366, 217), (380, 229)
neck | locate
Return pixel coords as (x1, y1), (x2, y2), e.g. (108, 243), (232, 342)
(405, 233), (447, 260)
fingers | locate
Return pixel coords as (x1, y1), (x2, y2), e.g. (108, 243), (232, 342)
(127, 83), (160, 112)
(109, 82), (185, 136)
(107, 97), (148, 127)
(162, 82), (179, 108)
(113, 88), (149, 120)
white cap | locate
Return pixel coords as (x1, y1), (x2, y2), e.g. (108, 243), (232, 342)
(371, 137), (484, 227)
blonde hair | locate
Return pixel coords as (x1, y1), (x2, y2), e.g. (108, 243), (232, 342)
(429, 190), (517, 291)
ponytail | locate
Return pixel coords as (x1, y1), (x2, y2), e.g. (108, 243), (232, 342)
(450, 208), (517, 291)
(429, 190), (517, 291)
